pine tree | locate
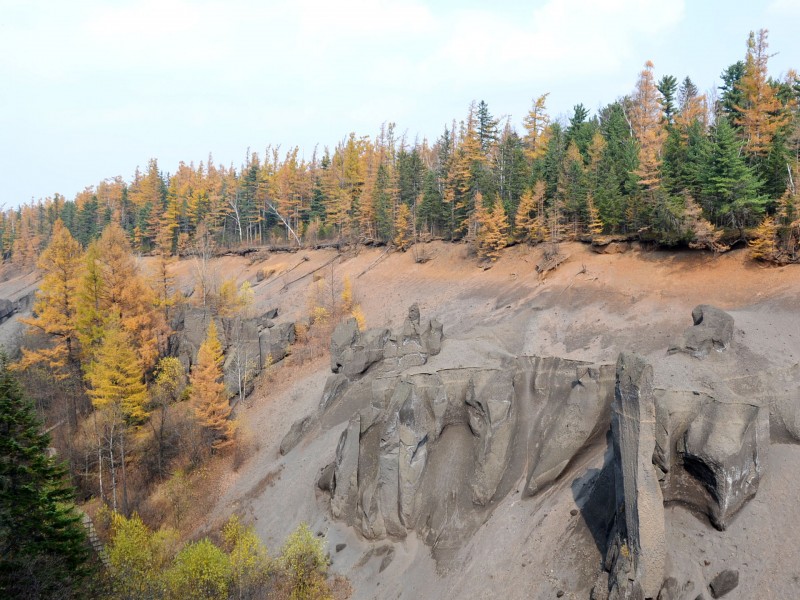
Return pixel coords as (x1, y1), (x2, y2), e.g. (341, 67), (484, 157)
(190, 321), (235, 451)
(657, 75), (678, 125)
(0, 358), (90, 598)
(558, 141), (588, 237)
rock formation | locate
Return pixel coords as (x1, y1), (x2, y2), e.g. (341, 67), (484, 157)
(668, 304), (734, 358)
(605, 353), (666, 600)
(279, 303), (796, 594)
(170, 304), (297, 400)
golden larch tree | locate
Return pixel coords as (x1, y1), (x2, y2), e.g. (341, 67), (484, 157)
(18, 220), (84, 378)
(94, 223), (168, 370)
(393, 203), (413, 250)
(630, 61), (666, 190)
(190, 320), (235, 450)
(523, 94), (551, 162)
(84, 320), (148, 513)
(748, 216), (778, 261)
(75, 242), (106, 365)
(735, 29), (791, 157)
(476, 197), (509, 262)
(683, 196), (727, 252)
(514, 182), (547, 244)
(586, 194), (604, 237)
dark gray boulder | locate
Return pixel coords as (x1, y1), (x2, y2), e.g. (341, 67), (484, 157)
(657, 577), (679, 600)
(259, 321), (295, 366)
(317, 463), (335, 492)
(330, 415), (361, 521)
(708, 569), (738, 598)
(0, 298), (15, 323)
(678, 402), (768, 530)
(280, 415), (314, 456)
(669, 305), (734, 358)
(330, 318), (360, 373)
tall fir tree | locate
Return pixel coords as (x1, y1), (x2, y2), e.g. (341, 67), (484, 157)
(700, 116), (765, 233)
(0, 358), (90, 598)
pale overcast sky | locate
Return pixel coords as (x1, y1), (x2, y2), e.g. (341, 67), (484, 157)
(1, 0), (799, 207)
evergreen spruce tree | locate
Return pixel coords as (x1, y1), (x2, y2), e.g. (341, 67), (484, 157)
(0, 358), (90, 598)
(700, 117), (766, 233)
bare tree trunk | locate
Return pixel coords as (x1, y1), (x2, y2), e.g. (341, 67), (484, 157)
(108, 423), (117, 512)
(120, 430), (129, 516)
(94, 412), (104, 503)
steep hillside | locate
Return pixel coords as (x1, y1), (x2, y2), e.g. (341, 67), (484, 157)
(186, 242), (800, 600)
(2, 240), (797, 599)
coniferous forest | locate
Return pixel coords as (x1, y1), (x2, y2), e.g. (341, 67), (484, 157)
(3, 29), (799, 266)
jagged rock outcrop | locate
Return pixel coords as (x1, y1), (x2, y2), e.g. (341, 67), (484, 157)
(259, 321), (296, 365)
(653, 307), (770, 531)
(330, 318), (360, 373)
(668, 304), (733, 358)
(329, 304), (442, 380)
(330, 319), (390, 378)
(223, 319), (261, 399)
(0, 292), (35, 326)
(170, 305), (296, 400)
(278, 301), (793, 596)
(317, 354), (615, 551)
(383, 303), (443, 372)
(605, 353), (666, 600)
(170, 306), (219, 370)
(283, 305), (622, 551)
(521, 359), (614, 496)
(0, 298), (15, 323)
